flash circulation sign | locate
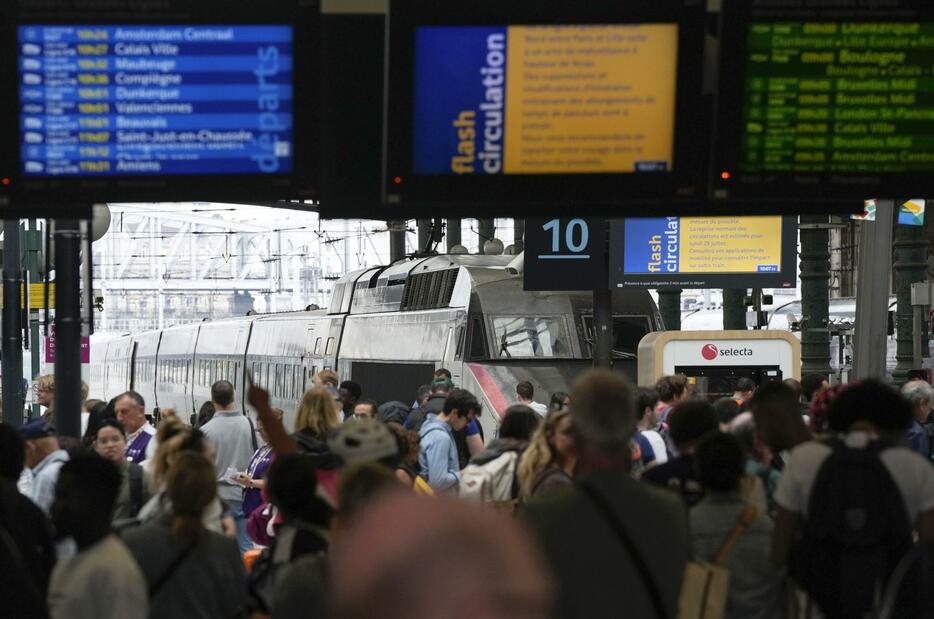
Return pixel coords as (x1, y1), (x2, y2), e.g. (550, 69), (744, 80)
(18, 25), (293, 177)
(714, 0), (934, 207)
(610, 216), (798, 289)
(411, 24), (678, 177)
(383, 0), (708, 215)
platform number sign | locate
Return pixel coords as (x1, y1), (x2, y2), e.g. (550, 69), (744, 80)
(524, 218), (606, 291)
(541, 219), (591, 259)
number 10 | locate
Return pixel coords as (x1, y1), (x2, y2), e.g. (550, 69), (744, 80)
(543, 218), (589, 254)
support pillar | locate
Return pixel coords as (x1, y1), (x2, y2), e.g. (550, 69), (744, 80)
(446, 219), (461, 250)
(513, 219), (525, 253)
(417, 219), (432, 254)
(478, 219), (494, 254)
(893, 220), (929, 384)
(26, 220), (41, 419)
(2, 220), (24, 426)
(723, 289), (747, 330)
(53, 220), (82, 438)
(388, 220), (406, 262)
(593, 287), (612, 368)
(800, 214), (833, 376)
(657, 287), (682, 331)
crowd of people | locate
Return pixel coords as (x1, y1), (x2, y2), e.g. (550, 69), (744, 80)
(4, 367), (934, 618)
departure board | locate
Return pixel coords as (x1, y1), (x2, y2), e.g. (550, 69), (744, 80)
(740, 22), (934, 175)
(17, 25), (294, 177)
(714, 0), (934, 207)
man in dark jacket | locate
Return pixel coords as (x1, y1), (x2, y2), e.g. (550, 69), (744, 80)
(0, 423), (55, 618)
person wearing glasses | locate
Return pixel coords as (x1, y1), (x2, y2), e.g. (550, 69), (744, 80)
(236, 407), (283, 520)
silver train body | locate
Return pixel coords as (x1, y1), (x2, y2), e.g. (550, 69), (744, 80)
(90, 255), (661, 437)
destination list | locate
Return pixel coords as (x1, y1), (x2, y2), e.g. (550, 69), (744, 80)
(18, 24), (294, 176)
(740, 22), (934, 174)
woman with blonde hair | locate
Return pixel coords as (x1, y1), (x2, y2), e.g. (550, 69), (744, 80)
(137, 422), (231, 536)
(123, 452), (246, 618)
(291, 386), (341, 462)
(517, 408), (576, 500)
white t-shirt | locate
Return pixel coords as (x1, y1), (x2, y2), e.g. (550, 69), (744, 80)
(527, 401), (548, 416)
(48, 534), (148, 619)
(641, 430), (668, 465)
(774, 432), (934, 524)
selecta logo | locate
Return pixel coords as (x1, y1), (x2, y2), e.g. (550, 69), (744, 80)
(701, 343), (754, 360)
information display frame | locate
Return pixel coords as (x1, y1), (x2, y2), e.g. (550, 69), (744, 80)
(0, 0), (320, 213)
(712, 0), (934, 209)
(382, 0), (709, 216)
(609, 215), (798, 289)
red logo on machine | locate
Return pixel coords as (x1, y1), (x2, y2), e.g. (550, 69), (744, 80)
(701, 344), (718, 360)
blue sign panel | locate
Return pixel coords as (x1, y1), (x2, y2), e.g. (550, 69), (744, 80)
(17, 25), (293, 177)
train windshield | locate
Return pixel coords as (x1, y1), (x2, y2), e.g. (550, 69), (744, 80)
(581, 315), (650, 359)
(491, 316), (570, 359)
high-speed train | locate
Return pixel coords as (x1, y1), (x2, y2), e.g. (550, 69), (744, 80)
(90, 254), (662, 438)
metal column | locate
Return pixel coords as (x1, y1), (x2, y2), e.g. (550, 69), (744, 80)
(723, 289), (747, 330)
(893, 216), (929, 384)
(852, 202), (895, 380)
(800, 215), (834, 376)
(478, 219), (495, 254)
(513, 219), (525, 253)
(53, 219), (82, 438)
(657, 287), (682, 331)
(2, 220), (24, 426)
(593, 287), (612, 368)
(417, 219), (432, 254)
(26, 220), (42, 418)
(446, 219), (461, 250)
(388, 220), (406, 263)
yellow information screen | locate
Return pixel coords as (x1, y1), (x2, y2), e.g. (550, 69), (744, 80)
(622, 216), (784, 274)
(412, 24), (679, 175)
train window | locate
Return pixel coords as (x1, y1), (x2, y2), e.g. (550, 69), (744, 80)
(314, 337), (322, 355)
(580, 315), (650, 358)
(468, 316), (487, 360)
(325, 337), (335, 356)
(454, 325), (466, 360)
(491, 316), (570, 359)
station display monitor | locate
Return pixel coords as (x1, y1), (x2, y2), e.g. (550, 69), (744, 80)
(609, 216), (798, 289)
(713, 0), (934, 207)
(0, 0), (318, 210)
(382, 0), (708, 215)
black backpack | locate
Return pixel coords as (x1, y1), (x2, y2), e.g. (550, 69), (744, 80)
(792, 438), (913, 617)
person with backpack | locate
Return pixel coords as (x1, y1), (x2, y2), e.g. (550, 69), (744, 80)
(93, 419), (151, 521)
(123, 452), (246, 619)
(901, 379), (934, 459)
(691, 433), (786, 619)
(461, 405), (540, 510)
(772, 379), (934, 618)
(642, 400), (720, 508)
(418, 389), (480, 493)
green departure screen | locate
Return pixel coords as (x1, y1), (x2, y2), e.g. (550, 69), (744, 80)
(740, 22), (934, 174)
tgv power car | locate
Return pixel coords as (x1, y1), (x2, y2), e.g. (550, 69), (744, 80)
(91, 254), (661, 439)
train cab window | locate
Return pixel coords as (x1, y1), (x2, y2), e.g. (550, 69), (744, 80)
(468, 316), (487, 360)
(581, 315), (650, 358)
(491, 316), (570, 359)
(314, 337), (322, 355)
(325, 337), (335, 356)
(454, 325), (466, 360)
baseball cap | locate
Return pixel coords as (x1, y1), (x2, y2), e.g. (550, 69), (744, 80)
(19, 418), (57, 440)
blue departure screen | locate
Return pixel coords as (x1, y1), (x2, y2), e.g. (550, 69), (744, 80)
(18, 25), (293, 177)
